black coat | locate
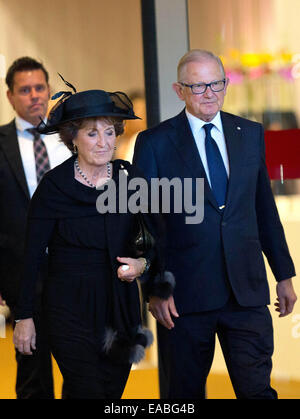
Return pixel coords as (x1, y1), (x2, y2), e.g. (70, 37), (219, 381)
(0, 120), (31, 308)
(16, 156), (168, 364)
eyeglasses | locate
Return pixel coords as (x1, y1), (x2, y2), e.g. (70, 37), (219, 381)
(179, 79), (226, 95)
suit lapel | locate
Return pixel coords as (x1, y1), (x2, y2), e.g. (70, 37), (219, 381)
(0, 120), (30, 200)
(221, 111), (243, 211)
(169, 110), (220, 211)
(169, 111), (204, 178)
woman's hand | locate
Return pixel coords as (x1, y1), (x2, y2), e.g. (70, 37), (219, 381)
(116, 256), (146, 282)
(13, 318), (36, 355)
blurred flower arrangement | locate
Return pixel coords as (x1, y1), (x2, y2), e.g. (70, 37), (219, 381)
(220, 49), (299, 84)
(219, 48), (300, 124)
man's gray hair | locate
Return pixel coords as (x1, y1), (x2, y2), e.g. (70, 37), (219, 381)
(177, 49), (225, 81)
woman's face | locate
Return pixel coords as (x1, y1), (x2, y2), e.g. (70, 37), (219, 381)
(73, 118), (116, 167)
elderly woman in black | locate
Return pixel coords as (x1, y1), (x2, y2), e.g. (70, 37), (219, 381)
(13, 84), (174, 399)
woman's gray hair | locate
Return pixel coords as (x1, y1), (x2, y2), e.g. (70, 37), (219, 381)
(177, 49), (226, 81)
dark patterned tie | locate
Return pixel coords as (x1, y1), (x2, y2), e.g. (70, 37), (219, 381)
(27, 128), (50, 183)
(204, 123), (228, 209)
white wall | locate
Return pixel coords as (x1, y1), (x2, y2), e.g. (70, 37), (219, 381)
(0, 0), (144, 124)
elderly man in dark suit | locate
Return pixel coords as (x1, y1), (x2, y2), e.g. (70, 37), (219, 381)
(133, 49), (297, 399)
(0, 57), (70, 398)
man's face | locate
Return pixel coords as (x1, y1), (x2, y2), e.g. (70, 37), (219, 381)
(7, 69), (50, 126)
(173, 59), (228, 122)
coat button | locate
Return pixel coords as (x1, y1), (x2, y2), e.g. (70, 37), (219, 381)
(221, 222), (227, 227)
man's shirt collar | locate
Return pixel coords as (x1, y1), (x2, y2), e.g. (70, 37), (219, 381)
(185, 109), (223, 133)
(15, 115), (47, 134)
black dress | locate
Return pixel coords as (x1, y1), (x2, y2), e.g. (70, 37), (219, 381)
(16, 156), (158, 399)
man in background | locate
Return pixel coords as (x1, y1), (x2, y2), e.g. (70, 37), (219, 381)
(0, 57), (70, 398)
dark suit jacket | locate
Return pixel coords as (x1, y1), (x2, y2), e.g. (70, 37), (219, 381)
(0, 120), (31, 309)
(133, 110), (296, 314)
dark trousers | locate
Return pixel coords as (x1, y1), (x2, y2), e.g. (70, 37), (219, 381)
(53, 344), (131, 399)
(14, 260), (56, 399)
(14, 310), (55, 399)
(157, 296), (278, 399)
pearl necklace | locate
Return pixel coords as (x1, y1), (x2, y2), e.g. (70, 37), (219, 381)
(75, 159), (111, 188)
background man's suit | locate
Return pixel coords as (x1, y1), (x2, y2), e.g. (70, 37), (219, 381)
(133, 109), (295, 398)
(0, 120), (69, 398)
(0, 121), (33, 309)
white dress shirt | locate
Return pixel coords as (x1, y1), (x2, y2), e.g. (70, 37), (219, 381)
(15, 116), (71, 197)
(185, 110), (230, 187)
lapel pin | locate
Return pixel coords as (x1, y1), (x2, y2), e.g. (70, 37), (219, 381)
(237, 126), (241, 130)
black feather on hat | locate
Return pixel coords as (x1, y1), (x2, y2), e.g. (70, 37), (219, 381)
(38, 74), (140, 135)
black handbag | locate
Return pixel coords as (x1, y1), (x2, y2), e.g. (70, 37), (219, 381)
(134, 214), (155, 255)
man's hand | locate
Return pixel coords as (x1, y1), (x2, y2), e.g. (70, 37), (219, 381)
(13, 318), (36, 355)
(148, 295), (179, 329)
(275, 278), (297, 317)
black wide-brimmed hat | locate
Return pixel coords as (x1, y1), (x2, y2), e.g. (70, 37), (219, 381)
(38, 75), (140, 134)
